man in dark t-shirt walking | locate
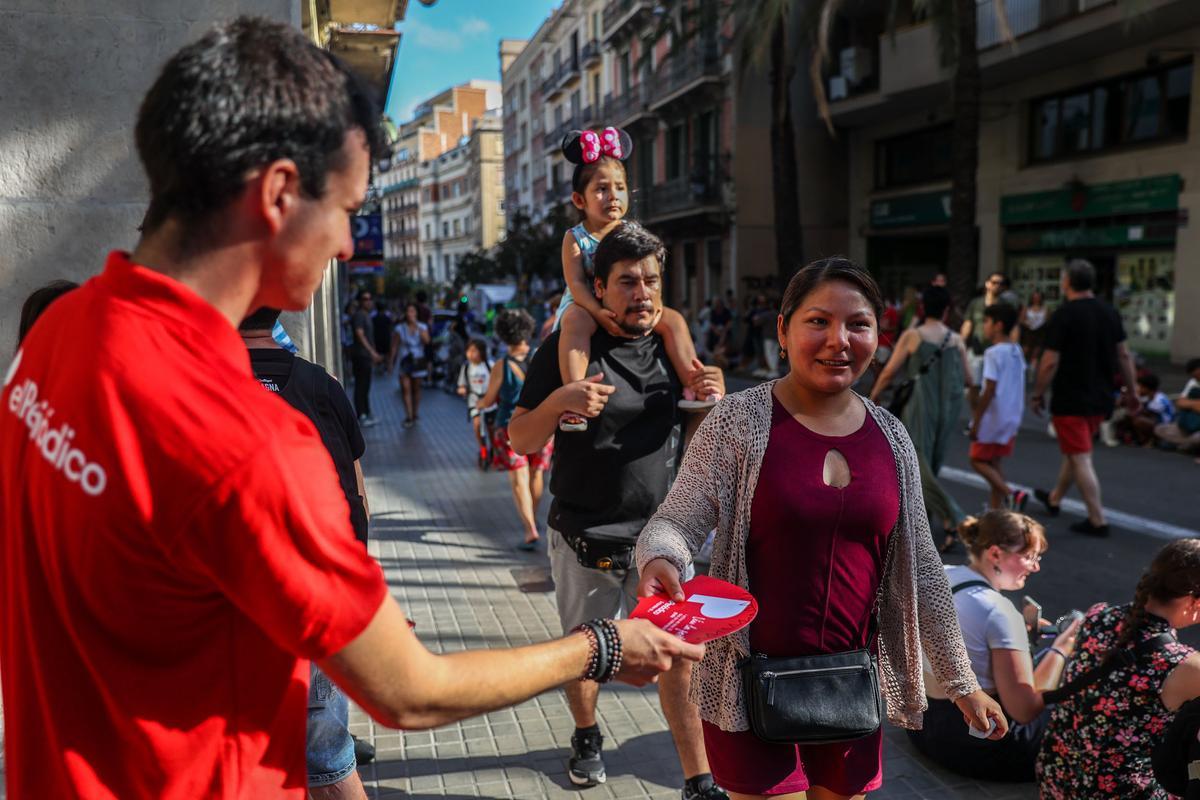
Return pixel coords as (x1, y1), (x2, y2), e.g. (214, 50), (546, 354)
(509, 222), (726, 798)
(350, 290), (382, 426)
(1031, 259), (1139, 536)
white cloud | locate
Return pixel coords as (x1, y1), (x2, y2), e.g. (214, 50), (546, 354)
(403, 15), (492, 53)
(460, 17), (491, 36)
(406, 19), (464, 52)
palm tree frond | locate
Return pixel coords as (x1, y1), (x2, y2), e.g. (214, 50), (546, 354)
(810, 0), (845, 137)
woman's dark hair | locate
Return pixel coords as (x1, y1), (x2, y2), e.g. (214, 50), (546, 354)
(1111, 539), (1200, 656)
(1138, 372), (1161, 392)
(921, 285), (951, 322)
(592, 221), (667, 286)
(779, 256), (884, 325)
(135, 16), (386, 234)
(495, 309), (535, 347)
(959, 510), (1047, 560)
(17, 280), (79, 348)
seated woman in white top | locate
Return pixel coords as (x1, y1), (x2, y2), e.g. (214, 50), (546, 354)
(908, 510), (1081, 782)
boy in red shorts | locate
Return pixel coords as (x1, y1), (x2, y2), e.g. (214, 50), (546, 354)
(968, 304), (1028, 510)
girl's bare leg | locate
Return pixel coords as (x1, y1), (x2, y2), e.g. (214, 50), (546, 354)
(657, 307), (719, 402)
(558, 303), (598, 384)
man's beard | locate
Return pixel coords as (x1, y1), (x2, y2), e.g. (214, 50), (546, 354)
(619, 302), (656, 334)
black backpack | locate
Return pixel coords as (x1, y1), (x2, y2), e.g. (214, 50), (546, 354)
(1152, 696), (1200, 798)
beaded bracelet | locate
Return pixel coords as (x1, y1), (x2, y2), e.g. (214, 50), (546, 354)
(597, 619), (622, 683)
(573, 621), (610, 682)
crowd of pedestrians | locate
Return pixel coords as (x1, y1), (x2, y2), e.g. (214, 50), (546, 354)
(5, 14), (1200, 800)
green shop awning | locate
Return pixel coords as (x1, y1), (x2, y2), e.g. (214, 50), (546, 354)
(870, 190), (951, 229)
(1005, 223), (1176, 252)
(1001, 175), (1181, 225)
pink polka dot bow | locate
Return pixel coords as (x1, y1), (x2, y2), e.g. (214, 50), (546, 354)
(580, 127), (624, 163)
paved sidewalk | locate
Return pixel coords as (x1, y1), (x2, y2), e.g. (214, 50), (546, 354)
(350, 376), (1037, 800)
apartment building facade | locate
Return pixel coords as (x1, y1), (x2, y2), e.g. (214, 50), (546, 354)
(418, 113), (507, 285)
(827, 0), (1199, 362)
(502, 0), (752, 318)
(378, 80), (500, 280)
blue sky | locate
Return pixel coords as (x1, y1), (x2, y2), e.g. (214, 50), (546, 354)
(385, 1), (562, 124)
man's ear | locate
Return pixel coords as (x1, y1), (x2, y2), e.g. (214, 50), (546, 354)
(257, 158), (302, 234)
(594, 274), (605, 299)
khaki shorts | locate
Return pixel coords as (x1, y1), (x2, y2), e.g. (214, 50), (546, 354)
(548, 528), (695, 634)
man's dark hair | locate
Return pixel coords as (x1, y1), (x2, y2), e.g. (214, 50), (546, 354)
(779, 256), (884, 325)
(983, 302), (1019, 335)
(135, 16), (386, 234)
(356, 289), (372, 303)
(1066, 259), (1096, 292)
(416, 291), (428, 304)
(989, 272), (1010, 289)
(1187, 358), (1200, 376)
(920, 285), (951, 322)
(495, 309), (535, 347)
(592, 221), (667, 286)
(240, 306), (282, 331)
(1138, 372), (1161, 393)
(17, 280), (79, 349)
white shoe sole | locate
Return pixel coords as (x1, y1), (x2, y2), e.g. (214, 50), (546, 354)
(568, 769), (606, 786)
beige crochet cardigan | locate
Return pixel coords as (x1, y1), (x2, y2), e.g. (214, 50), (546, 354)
(635, 380), (980, 732)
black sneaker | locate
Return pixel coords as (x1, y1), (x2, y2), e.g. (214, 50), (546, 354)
(352, 735), (375, 765)
(568, 728), (606, 787)
(682, 776), (729, 800)
(1069, 519), (1110, 537)
(1034, 488), (1060, 517)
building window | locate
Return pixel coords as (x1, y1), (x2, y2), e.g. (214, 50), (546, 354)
(874, 124), (953, 189)
(443, 254), (451, 272)
(425, 223), (431, 238)
(1029, 60), (1192, 163)
(619, 50), (631, 93)
(443, 221), (449, 237)
(426, 255), (432, 271)
(666, 124), (686, 181)
(453, 219), (461, 236)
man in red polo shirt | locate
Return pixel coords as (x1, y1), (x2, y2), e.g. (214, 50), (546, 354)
(0, 18), (701, 800)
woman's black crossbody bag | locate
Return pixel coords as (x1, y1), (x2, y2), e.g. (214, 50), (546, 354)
(739, 532), (896, 744)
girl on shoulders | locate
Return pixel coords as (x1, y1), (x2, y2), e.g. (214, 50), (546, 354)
(553, 127), (717, 431)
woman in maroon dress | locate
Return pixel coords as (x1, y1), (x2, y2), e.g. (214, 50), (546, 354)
(637, 258), (1005, 800)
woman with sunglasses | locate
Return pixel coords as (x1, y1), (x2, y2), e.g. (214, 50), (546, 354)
(908, 510), (1080, 782)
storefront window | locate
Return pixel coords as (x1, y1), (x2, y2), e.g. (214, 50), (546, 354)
(1166, 64), (1193, 136)
(1117, 252), (1175, 355)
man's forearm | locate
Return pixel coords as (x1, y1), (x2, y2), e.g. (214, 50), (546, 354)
(390, 635), (590, 729)
(507, 404), (560, 454)
(1033, 354), (1058, 398)
(1117, 345), (1138, 394)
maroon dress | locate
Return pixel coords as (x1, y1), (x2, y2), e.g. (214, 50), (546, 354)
(703, 395), (900, 797)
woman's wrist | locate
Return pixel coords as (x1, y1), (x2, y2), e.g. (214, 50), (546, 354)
(1049, 646), (1069, 660)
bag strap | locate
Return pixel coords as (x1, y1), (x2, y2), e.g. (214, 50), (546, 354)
(506, 355), (526, 384)
(1043, 631), (1176, 705)
(916, 331), (952, 376)
(951, 580), (993, 594)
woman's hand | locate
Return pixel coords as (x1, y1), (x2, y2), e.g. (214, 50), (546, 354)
(610, 619), (704, 686)
(954, 689), (1009, 741)
(637, 557), (684, 602)
(1052, 616), (1083, 658)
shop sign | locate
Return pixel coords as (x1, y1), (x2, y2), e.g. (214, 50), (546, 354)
(347, 261), (384, 276)
(1000, 175), (1181, 225)
(352, 214), (383, 258)
(1005, 224), (1176, 252)
(870, 190), (951, 229)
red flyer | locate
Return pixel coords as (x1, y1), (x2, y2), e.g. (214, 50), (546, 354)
(630, 575), (758, 644)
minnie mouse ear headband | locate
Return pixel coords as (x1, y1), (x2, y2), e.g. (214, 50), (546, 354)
(561, 127), (633, 164)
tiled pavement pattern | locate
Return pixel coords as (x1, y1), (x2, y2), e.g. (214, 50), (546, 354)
(0, 373), (1036, 800)
(351, 375), (1036, 799)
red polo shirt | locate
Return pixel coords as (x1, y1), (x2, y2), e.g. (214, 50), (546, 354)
(0, 252), (388, 799)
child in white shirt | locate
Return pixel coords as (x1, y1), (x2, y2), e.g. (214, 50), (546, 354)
(969, 304), (1028, 510)
(456, 339), (495, 469)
